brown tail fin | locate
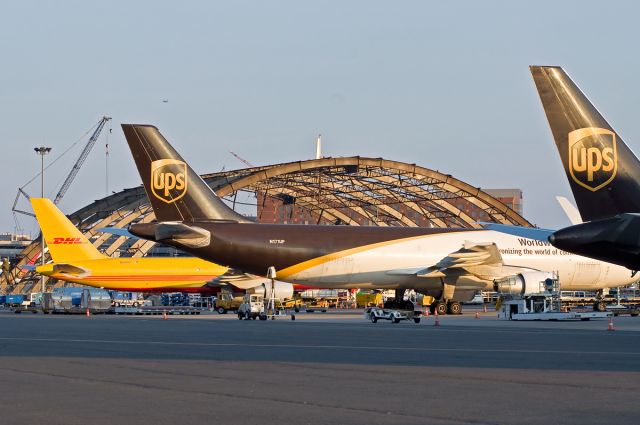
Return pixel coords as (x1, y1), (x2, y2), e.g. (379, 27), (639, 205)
(121, 124), (249, 223)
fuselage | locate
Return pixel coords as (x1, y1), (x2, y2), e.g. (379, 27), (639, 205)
(37, 257), (228, 293)
(131, 222), (636, 292)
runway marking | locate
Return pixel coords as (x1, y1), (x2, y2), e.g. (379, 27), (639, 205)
(0, 337), (638, 356)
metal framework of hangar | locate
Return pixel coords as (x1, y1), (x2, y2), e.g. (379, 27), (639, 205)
(1, 156), (532, 294)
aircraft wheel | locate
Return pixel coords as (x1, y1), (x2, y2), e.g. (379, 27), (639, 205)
(448, 301), (462, 315)
(435, 301), (448, 316)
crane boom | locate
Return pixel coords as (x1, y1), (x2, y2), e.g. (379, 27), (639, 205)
(229, 151), (255, 168)
(53, 116), (111, 204)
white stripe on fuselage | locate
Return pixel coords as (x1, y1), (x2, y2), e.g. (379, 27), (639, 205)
(287, 230), (634, 291)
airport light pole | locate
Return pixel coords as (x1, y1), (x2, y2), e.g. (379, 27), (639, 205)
(34, 146), (52, 293)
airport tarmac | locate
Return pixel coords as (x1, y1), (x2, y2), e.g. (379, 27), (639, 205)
(0, 307), (639, 425)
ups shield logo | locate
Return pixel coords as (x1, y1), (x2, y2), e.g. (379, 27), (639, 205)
(568, 127), (617, 192)
(150, 159), (188, 203)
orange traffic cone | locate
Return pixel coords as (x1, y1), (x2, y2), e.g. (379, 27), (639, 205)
(434, 309), (440, 326)
(607, 317), (615, 331)
(424, 308), (429, 317)
(85, 308), (90, 317)
(475, 311), (479, 319)
(162, 311), (168, 320)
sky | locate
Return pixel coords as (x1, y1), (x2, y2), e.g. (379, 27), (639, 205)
(2, 0), (640, 236)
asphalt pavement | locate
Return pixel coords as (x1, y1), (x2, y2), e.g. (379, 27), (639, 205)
(0, 308), (638, 425)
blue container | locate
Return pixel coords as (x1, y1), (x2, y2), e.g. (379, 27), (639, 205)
(0, 295), (6, 304)
(6, 295), (25, 305)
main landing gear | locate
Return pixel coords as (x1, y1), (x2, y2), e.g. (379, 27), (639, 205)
(593, 289), (607, 312)
(430, 300), (462, 315)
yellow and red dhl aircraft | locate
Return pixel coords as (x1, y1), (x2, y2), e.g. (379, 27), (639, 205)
(32, 198), (230, 293)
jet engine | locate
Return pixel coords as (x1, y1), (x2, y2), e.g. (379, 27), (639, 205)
(246, 280), (294, 300)
(493, 271), (556, 296)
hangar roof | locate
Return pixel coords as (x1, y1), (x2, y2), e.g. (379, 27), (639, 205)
(2, 156), (531, 294)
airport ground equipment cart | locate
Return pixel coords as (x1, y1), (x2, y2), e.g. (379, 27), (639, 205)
(498, 297), (611, 321)
(495, 272), (611, 321)
(606, 304), (640, 317)
(365, 306), (422, 324)
(215, 292), (243, 314)
(238, 294), (267, 320)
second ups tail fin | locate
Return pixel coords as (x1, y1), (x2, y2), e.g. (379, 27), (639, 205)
(31, 198), (105, 262)
(121, 124), (249, 223)
(530, 65), (640, 221)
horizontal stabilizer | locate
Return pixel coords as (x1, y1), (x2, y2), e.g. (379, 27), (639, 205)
(98, 227), (138, 238)
(481, 223), (554, 242)
(154, 222), (211, 248)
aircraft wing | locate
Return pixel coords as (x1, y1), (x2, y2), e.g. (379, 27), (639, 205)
(213, 270), (273, 289)
(387, 241), (538, 282)
(387, 241), (503, 278)
(480, 222), (554, 242)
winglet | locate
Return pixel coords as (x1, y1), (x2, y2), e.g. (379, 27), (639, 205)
(555, 196), (583, 225)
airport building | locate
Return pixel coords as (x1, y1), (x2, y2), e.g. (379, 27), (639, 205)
(0, 157), (530, 295)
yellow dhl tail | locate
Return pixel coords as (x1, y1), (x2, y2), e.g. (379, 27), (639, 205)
(31, 198), (105, 262)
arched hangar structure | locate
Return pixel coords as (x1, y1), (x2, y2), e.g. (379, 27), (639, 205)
(2, 156), (531, 294)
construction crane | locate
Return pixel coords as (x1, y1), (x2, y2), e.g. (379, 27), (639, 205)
(229, 151), (255, 168)
(53, 116), (111, 204)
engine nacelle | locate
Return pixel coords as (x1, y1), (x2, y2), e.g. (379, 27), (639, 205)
(493, 271), (556, 296)
(246, 280), (294, 300)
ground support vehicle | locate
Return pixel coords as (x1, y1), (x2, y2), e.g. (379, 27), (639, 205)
(496, 274), (612, 321)
(110, 291), (144, 307)
(356, 292), (383, 308)
(238, 294), (267, 320)
(365, 306), (422, 324)
(215, 292), (243, 314)
(498, 297), (611, 321)
(281, 297), (303, 312)
(606, 304), (640, 317)
(304, 299), (329, 313)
